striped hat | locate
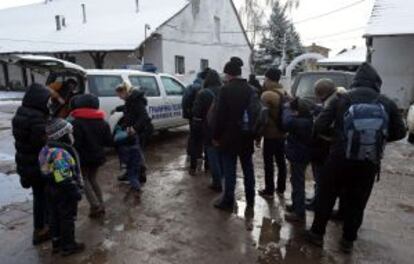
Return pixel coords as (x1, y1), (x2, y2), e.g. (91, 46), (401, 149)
(46, 118), (73, 140)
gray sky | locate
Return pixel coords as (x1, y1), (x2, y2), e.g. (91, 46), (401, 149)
(0, 0), (374, 56)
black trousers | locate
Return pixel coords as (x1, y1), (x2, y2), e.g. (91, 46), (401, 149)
(311, 157), (377, 241)
(189, 121), (204, 170)
(262, 138), (287, 193)
(49, 185), (79, 248)
(32, 181), (48, 231)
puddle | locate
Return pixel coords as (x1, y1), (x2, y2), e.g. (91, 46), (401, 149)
(398, 203), (414, 214)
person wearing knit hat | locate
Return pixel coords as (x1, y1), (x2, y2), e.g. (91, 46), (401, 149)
(213, 57), (256, 211)
(265, 68), (282, 83)
(257, 67), (288, 199)
(39, 117), (84, 256)
(223, 56), (244, 78)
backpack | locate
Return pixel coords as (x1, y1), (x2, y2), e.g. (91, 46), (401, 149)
(241, 87), (266, 137)
(274, 89), (290, 132)
(343, 97), (389, 164)
(182, 83), (202, 119)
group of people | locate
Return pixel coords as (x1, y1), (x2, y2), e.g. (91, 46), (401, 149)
(12, 80), (151, 256)
(183, 57), (406, 253)
(10, 54), (407, 257)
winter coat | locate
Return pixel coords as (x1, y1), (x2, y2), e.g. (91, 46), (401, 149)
(115, 89), (153, 140)
(12, 83), (50, 188)
(260, 80), (286, 139)
(248, 77), (262, 96)
(192, 85), (221, 146)
(39, 141), (82, 200)
(182, 76), (203, 120)
(314, 63), (407, 160)
(283, 105), (314, 163)
(213, 78), (254, 154)
(70, 95), (112, 167)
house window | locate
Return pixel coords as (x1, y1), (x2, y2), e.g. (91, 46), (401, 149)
(175, 56), (185, 75)
(214, 16), (221, 42)
(192, 0), (200, 17)
(200, 59), (209, 71)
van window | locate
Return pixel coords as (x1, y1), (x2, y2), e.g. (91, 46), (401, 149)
(88, 75), (122, 97)
(129, 76), (160, 97)
(296, 74), (347, 100)
(161, 77), (185, 96)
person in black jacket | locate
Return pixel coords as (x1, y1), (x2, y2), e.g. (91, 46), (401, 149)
(113, 82), (152, 194)
(306, 63), (407, 253)
(12, 83), (51, 245)
(192, 69), (223, 191)
(248, 74), (262, 95)
(212, 57), (256, 211)
(69, 94), (112, 218)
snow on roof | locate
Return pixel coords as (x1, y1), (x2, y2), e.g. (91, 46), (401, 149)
(365, 0), (414, 36)
(0, 0), (188, 54)
(318, 47), (366, 66)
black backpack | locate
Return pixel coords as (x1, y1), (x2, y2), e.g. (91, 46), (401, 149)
(241, 86), (267, 137)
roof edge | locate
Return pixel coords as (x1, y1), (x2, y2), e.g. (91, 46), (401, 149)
(229, 0), (253, 51)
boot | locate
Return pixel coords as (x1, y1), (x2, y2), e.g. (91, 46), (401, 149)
(33, 227), (51, 245)
(339, 238), (354, 254)
(61, 242), (85, 257)
(52, 238), (60, 254)
(139, 166), (147, 184)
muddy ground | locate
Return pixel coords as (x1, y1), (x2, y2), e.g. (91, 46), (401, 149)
(0, 96), (413, 264)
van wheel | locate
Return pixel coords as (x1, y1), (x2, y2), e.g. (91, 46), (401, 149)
(159, 129), (169, 136)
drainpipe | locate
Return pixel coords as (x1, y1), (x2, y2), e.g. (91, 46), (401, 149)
(81, 4), (87, 24)
(55, 15), (61, 31)
(366, 36), (373, 63)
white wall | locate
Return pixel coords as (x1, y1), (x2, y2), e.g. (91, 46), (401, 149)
(372, 35), (414, 109)
(158, 0), (251, 84)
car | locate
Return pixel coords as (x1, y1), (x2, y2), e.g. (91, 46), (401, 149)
(291, 71), (355, 103)
(3, 54), (188, 131)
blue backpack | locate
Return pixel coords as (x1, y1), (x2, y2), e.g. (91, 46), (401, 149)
(343, 97), (389, 164)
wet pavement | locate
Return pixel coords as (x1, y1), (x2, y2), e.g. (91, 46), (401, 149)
(0, 94), (413, 263)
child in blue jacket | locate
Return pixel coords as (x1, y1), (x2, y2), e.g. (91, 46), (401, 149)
(282, 98), (316, 222)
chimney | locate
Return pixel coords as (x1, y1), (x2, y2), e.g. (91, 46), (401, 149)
(135, 0), (139, 13)
(55, 15), (61, 31)
(81, 3), (87, 24)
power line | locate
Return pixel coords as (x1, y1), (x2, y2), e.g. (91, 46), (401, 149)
(304, 26), (366, 41)
(293, 0), (367, 25)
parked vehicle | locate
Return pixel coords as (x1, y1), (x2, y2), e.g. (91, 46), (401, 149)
(291, 71), (355, 103)
(4, 54), (188, 130)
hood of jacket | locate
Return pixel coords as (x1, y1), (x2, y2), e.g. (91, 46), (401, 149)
(350, 63), (382, 92)
(70, 108), (106, 120)
(70, 94), (99, 110)
(263, 80), (283, 93)
(22, 83), (50, 114)
(128, 89), (147, 106)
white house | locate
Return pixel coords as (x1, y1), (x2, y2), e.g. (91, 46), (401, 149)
(364, 0), (414, 109)
(0, 0), (252, 89)
(318, 46), (366, 72)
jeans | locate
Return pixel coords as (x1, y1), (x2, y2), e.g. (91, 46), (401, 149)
(81, 166), (104, 210)
(220, 151), (255, 206)
(263, 138), (287, 193)
(290, 162), (307, 216)
(311, 158), (377, 241)
(49, 186), (79, 248)
(118, 137), (143, 191)
(189, 122), (204, 170)
(32, 181), (48, 231)
(206, 146), (223, 187)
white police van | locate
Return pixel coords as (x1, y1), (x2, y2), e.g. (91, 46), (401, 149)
(5, 55), (188, 130)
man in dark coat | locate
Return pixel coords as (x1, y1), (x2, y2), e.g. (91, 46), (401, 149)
(212, 57), (255, 211)
(70, 94), (112, 217)
(307, 63), (406, 253)
(12, 83), (51, 245)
